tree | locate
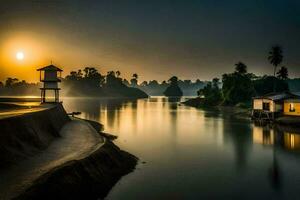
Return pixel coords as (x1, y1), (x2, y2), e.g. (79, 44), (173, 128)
(106, 71), (123, 87)
(168, 76), (179, 85)
(276, 66), (288, 80)
(122, 79), (130, 86)
(148, 80), (159, 87)
(195, 79), (202, 84)
(65, 70), (83, 81)
(235, 62), (247, 74)
(83, 67), (104, 87)
(222, 64), (255, 105)
(132, 73), (138, 79)
(130, 73), (138, 87)
(253, 76), (289, 95)
(268, 45), (283, 76)
(163, 76), (183, 97)
(5, 78), (19, 87)
(212, 78), (220, 88)
(140, 81), (148, 87)
(197, 77), (222, 106)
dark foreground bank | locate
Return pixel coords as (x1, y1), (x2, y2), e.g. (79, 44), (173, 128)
(15, 140), (137, 200)
(0, 103), (138, 200)
(0, 104), (70, 168)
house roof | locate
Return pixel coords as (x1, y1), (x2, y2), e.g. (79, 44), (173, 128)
(253, 92), (300, 102)
(284, 98), (300, 103)
(37, 65), (63, 72)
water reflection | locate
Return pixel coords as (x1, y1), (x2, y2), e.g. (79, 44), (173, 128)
(252, 123), (300, 151)
(253, 125), (274, 145)
(223, 120), (252, 170)
(61, 97), (300, 199)
(252, 124), (300, 191)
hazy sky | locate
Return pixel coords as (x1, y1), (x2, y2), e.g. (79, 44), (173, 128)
(0, 0), (299, 82)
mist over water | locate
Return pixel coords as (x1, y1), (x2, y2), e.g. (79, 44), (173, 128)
(63, 97), (300, 199)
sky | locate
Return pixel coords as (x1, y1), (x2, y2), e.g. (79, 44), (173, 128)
(0, 0), (300, 83)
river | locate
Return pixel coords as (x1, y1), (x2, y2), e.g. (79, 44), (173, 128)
(63, 96), (300, 200)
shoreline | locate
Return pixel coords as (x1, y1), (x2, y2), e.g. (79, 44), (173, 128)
(0, 96), (149, 102)
(181, 97), (251, 120)
(0, 103), (138, 200)
(15, 139), (138, 200)
(182, 97), (300, 128)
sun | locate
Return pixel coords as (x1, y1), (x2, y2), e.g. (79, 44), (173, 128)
(16, 51), (25, 60)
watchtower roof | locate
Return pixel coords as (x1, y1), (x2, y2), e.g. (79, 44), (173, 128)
(37, 65), (63, 72)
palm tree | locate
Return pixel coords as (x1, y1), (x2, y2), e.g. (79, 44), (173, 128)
(268, 46), (283, 76)
(235, 62), (247, 74)
(276, 66), (288, 80)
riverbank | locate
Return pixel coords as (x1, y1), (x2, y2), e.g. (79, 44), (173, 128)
(15, 139), (137, 200)
(182, 97), (251, 120)
(182, 97), (300, 128)
(0, 103), (70, 168)
(0, 103), (138, 199)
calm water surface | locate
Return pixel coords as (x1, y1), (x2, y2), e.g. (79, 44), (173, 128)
(63, 97), (300, 200)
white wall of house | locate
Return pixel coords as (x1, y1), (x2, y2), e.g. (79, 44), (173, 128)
(253, 99), (263, 110)
(253, 99), (277, 112)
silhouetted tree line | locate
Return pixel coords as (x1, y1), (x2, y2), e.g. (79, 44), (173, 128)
(197, 45), (290, 106)
(62, 67), (147, 98)
(0, 78), (40, 96)
(1, 45), (299, 99)
(134, 77), (206, 96)
(0, 67), (148, 98)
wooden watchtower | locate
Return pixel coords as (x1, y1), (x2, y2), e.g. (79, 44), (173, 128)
(37, 64), (62, 103)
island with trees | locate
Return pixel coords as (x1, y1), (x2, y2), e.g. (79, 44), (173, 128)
(163, 76), (183, 97)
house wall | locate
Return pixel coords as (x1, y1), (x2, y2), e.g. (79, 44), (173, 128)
(284, 102), (300, 116)
(253, 99), (276, 112)
(275, 103), (283, 112)
(253, 99), (263, 110)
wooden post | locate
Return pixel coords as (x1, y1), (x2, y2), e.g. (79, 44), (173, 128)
(43, 90), (45, 103)
(55, 90), (58, 102)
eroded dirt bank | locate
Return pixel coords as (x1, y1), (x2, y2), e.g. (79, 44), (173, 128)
(15, 140), (138, 200)
(0, 103), (137, 200)
(0, 103), (70, 168)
